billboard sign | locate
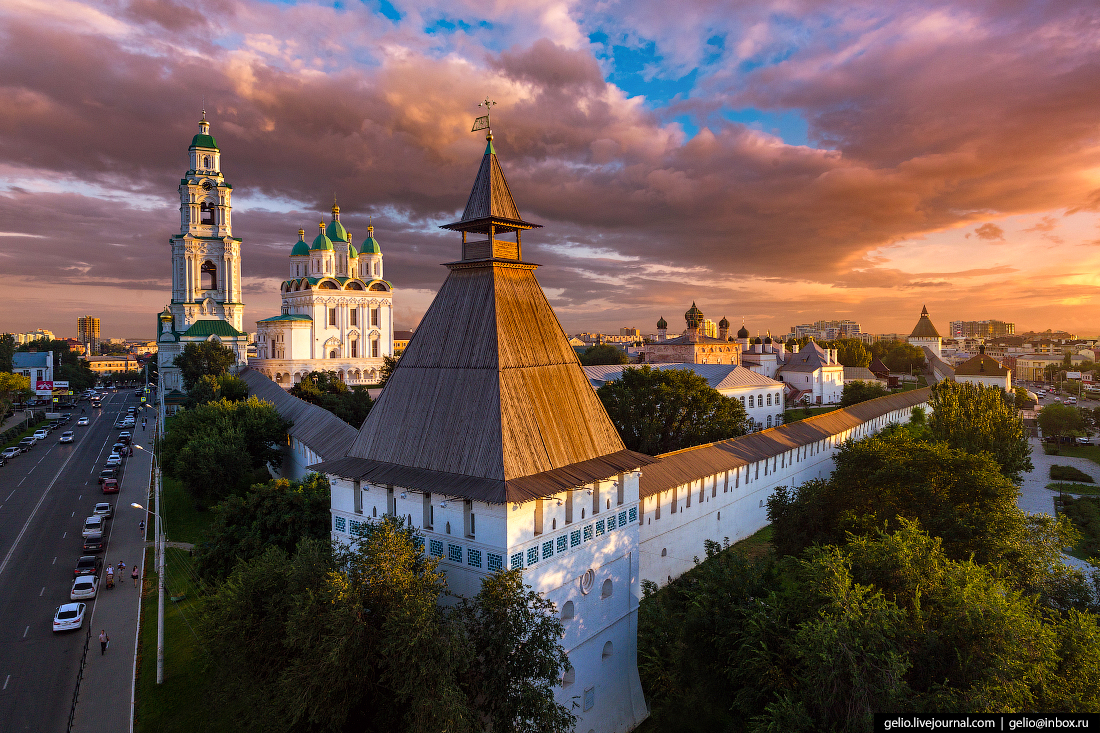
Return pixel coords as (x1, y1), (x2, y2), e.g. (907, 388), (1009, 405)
(1067, 371), (1082, 379)
(35, 381), (53, 391)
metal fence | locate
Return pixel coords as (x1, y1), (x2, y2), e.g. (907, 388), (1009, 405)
(66, 627), (92, 733)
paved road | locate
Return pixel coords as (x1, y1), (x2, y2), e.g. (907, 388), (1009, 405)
(0, 391), (150, 733)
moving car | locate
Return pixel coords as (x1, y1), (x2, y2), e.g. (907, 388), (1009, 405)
(17, 437), (36, 451)
(93, 502), (113, 519)
(82, 516), (104, 539)
(70, 576), (99, 600)
(32, 429), (48, 440)
(77, 416), (89, 426)
(59, 430), (74, 443)
(82, 536), (105, 553)
(1, 447), (19, 459)
(53, 603), (87, 632)
(91, 400), (101, 409)
(101, 478), (119, 494)
(74, 555), (102, 577)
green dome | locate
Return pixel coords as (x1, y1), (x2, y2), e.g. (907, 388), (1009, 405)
(311, 232), (333, 251)
(291, 239), (310, 256)
(326, 219), (348, 242)
(684, 301), (704, 328)
(348, 241), (359, 258)
(190, 134), (218, 150)
(657, 316), (667, 329)
(718, 316), (730, 329)
(360, 227), (381, 254)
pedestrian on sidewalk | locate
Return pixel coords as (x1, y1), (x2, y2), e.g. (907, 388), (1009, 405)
(99, 630), (109, 655)
(132, 565), (139, 587)
(139, 520), (145, 538)
(117, 561), (126, 582)
(106, 565), (114, 587)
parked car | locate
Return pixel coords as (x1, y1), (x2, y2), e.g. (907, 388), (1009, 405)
(105, 454), (122, 467)
(82, 516), (104, 539)
(70, 576), (99, 601)
(122, 417), (135, 428)
(98, 468), (118, 484)
(82, 536), (105, 553)
(59, 431), (74, 443)
(53, 603), (87, 632)
(74, 555), (102, 577)
(32, 429), (48, 440)
(1, 447), (19, 459)
(117, 432), (132, 445)
(1077, 437), (1091, 445)
(77, 416), (89, 426)
(93, 502), (113, 519)
(17, 437), (36, 452)
(101, 478), (119, 494)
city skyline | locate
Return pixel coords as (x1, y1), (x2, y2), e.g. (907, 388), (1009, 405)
(0, 0), (1099, 338)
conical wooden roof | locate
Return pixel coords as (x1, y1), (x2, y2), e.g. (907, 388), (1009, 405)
(316, 138), (651, 503)
(440, 137), (541, 236)
(909, 305), (941, 339)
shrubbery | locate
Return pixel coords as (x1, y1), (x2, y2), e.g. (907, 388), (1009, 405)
(1052, 464), (1095, 483)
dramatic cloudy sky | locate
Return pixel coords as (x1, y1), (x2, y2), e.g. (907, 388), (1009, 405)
(1, 0), (1099, 339)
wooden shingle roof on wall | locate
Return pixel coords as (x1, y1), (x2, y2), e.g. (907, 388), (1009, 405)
(240, 368), (357, 460)
(640, 387), (931, 497)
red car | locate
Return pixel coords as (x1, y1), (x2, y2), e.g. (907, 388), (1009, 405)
(102, 478), (119, 494)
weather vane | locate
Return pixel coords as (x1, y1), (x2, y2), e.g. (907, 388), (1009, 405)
(472, 98), (496, 135)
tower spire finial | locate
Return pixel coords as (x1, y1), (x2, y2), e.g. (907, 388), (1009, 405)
(332, 193), (340, 219)
(472, 98), (497, 142)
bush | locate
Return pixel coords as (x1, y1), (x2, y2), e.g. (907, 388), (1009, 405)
(1052, 465), (1095, 483)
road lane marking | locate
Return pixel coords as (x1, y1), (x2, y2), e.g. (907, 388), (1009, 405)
(39, 587), (44, 596)
(22, 626), (28, 638)
(16, 478), (25, 486)
(52, 557), (56, 564)
(71, 511), (74, 517)
(4, 490), (14, 501)
(3, 674), (8, 690)
(61, 532), (66, 539)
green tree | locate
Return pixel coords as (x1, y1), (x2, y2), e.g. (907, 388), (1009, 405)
(1039, 403), (1087, 442)
(1014, 386), (1034, 408)
(929, 380), (1033, 482)
(579, 343), (629, 366)
(15, 338), (97, 392)
(597, 366), (749, 454)
(290, 370), (373, 427)
(378, 354), (399, 387)
(159, 396), (290, 505)
(186, 373), (248, 407)
(840, 380), (890, 407)
(0, 333), (14, 372)
(173, 341), (237, 392)
(822, 339), (871, 368)
(195, 473), (332, 581)
(454, 571), (576, 733)
(0, 372), (31, 419)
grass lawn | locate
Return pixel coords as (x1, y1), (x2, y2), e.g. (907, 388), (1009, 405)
(1047, 482), (1100, 496)
(730, 524), (773, 560)
(135, 547), (233, 732)
(1045, 444), (1100, 467)
(160, 476), (214, 545)
(1, 418), (47, 450)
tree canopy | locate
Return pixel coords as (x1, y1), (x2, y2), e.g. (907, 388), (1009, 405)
(597, 365), (749, 454)
(839, 379), (890, 407)
(929, 380), (1033, 482)
(871, 339), (926, 373)
(0, 333), (14, 373)
(820, 338), (871, 367)
(1040, 402), (1087, 441)
(202, 518), (575, 733)
(579, 343), (629, 366)
(289, 370), (373, 427)
(195, 473), (332, 582)
(378, 354), (399, 387)
(158, 396), (290, 506)
(173, 341), (237, 392)
(0, 372), (31, 418)
(185, 373), (248, 407)
(15, 338), (97, 392)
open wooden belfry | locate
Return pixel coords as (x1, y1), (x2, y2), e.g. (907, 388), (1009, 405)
(317, 107), (652, 503)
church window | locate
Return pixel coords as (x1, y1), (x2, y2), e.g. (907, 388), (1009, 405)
(329, 350), (336, 359)
(766, 394), (772, 406)
(328, 308), (336, 326)
(200, 202), (213, 224)
(351, 340), (357, 358)
(748, 395), (754, 408)
(201, 261), (217, 290)
(767, 415), (773, 428)
(203, 155), (211, 169)
(371, 338), (379, 358)
(370, 306), (380, 327)
(350, 308), (357, 326)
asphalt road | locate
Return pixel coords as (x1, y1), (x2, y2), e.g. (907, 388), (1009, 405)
(0, 391), (141, 733)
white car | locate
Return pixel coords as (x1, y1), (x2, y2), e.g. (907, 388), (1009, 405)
(33, 429), (48, 440)
(77, 416), (90, 426)
(59, 431), (74, 443)
(70, 576), (99, 600)
(1, 447), (19, 459)
(53, 603), (87, 632)
(105, 454), (122, 467)
(82, 516), (104, 539)
(122, 417), (136, 427)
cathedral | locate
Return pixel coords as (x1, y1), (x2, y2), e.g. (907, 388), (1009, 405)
(249, 203), (395, 387)
(156, 113), (249, 392)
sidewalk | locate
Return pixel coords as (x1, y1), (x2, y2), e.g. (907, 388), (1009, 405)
(70, 412), (155, 733)
(1018, 436), (1097, 574)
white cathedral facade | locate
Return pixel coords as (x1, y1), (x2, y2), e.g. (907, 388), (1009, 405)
(249, 204), (395, 387)
(156, 114), (249, 392)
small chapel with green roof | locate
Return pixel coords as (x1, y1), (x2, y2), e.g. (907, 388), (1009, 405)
(249, 202), (395, 387)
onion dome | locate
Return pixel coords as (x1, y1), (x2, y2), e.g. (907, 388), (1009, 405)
(753, 336), (762, 344)
(325, 202), (347, 242)
(348, 237), (358, 258)
(190, 114), (218, 150)
(718, 316), (730, 329)
(657, 316), (667, 329)
(737, 319), (750, 339)
(684, 302), (704, 329)
(764, 332), (772, 344)
(291, 228), (309, 257)
(158, 306), (173, 322)
(310, 220), (333, 251)
(359, 224), (381, 255)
